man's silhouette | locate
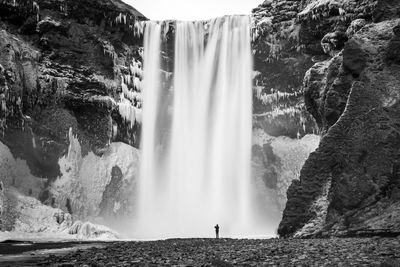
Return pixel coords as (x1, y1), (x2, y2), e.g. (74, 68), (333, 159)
(214, 224), (220, 239)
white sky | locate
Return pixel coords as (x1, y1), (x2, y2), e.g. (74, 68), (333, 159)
(124, 0), (263, 21)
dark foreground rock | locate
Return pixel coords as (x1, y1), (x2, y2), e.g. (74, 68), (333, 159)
(2, 238), (400, 266)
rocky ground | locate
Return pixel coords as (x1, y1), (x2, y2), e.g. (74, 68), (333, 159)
(1, 237), (400, 266)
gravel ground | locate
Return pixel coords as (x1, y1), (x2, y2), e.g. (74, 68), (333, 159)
(1, 237), (400, 266)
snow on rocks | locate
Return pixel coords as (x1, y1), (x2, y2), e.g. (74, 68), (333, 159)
(252, 129), (321, 212)
(0, 188), (120, 241)
(0, 127), (137, 240)
(69, 221), (119, 240)
(51, 128), (140, 220)
(6, 188), (72, 233)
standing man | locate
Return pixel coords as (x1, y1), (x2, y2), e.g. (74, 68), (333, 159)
(214, 224), (220, 239)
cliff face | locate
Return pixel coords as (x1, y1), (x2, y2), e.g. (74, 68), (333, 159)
(0, 0), (145, 230)
(251, 0), (400, 237)
(252, 1), (317, 139)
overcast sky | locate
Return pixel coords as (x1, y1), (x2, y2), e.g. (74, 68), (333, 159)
(124, 0), (263, 21)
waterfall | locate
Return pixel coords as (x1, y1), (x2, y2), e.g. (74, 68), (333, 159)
(134, 16), (272, 239)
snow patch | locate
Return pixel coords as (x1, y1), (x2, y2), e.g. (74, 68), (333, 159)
(70, 221), (119, 240)
(52, 128), (140, 219)
(271, 134), (321, 202)
(8, 188), (72, 233)
(252, 130), (321, 210)
(0, 188), (120, 242)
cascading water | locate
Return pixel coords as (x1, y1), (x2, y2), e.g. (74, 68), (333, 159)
(134, 16), (273, 239)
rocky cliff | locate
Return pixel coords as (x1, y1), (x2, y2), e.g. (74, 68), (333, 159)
(251, 0), (400, 237)
(0, 0), (144, 232)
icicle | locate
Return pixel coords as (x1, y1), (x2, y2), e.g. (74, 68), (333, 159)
(122, 82), (138, 101)
(135, 108), (142, 124)
(254, 86), (263, 99)
(133, 77), (141, 92)
(130, 60), (143, 78)
(31, 129), (37, 148)
(127, 74), (132, 86)
(1, 99), (6, 112)
(33, 1), (39, 12)
(115, 13), (122, 24)
(67, 127), (75, 158)
(16, 96), (21, 107)
(133, 21), (145, 37)
(118, 97), (141, 128)
(112, 123), (118, 139)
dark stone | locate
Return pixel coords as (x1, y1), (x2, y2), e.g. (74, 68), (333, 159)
(303, 53), (354, 131)
(342, 39), (367, 77)
(66, 198), (73, 215)
(386, 28), (400, 64)
(321, 31), (348, 55)
(99, 166), (124, 217)
(393, 24), (400, 36)
(18, 15), (38, 35)
(373, 0), (400, 22)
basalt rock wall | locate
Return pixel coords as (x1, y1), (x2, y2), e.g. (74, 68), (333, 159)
(251, 0), (400, 237)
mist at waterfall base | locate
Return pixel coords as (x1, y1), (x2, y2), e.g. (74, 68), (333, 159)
(131, 16), (278, 239)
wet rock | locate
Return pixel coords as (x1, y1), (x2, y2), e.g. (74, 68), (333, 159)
(36, 17), (66, 34)
(303, 56), (339, 127)
(280, 19), (400, 238)
(386, 24), (400, 64)
(321, 31), (348, 56)
(19, 15), (38, 35)
(346, 19), (367, 38)
(342, 39), (367, 77)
